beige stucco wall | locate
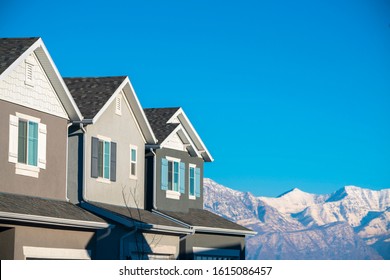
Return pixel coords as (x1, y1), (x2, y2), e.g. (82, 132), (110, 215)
(0, 223), (95, 260)
(0, 100), (68, 200)
(84, 92), (146, 208)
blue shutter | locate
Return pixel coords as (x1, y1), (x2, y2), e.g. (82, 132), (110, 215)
(110, 142), (117, 182)
(195, 168), (201, 197)
(179, 162), (185, 194)
(161, 158), (168, 190)
(91, 137), (99, 178)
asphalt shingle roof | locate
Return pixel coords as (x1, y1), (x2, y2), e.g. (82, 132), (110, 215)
(89, 202), (187, 229)
(0, 192), (106, 224)
(144, 107), (181, 142)
(0, 37), (39, 75)
(64, 76), (126, 119)
(161, 208), (252, 232)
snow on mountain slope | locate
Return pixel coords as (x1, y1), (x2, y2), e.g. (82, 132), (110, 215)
(259, 188), (329, 214)
(203, 178), (390, 260)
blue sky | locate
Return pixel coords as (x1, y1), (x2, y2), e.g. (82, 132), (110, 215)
(1, 0), (389, 197)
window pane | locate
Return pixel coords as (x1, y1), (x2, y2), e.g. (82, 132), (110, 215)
(98, 141), (103, 177)
(18, 120), (27, 163)
(168, 162), (173, 190)
(131, 149), (136, 162)
(173, 162), (179, 192)
(131, 162), (136, 176)
(190, 167), (195, 196)
(28, 122), (38, 166)
(104, 141), (110, 179)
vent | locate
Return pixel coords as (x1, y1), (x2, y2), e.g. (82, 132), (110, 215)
(25, 62), (34, 87)
(115, 95), (122, 115)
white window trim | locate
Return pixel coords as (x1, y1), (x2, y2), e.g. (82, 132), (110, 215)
(165, 156), (181, 162)
(166, 189), (181, 200)
(189, 164), (196, 200)
(11, 113), (44, 178)
(166, 156), (181, 195)
(129, 145), (137, 179)
(97, 177), (111, 184)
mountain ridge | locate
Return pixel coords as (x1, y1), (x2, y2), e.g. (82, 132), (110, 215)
(203, 178), (390, 260)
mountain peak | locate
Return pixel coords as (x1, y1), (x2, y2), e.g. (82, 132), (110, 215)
(277, 188), (304, 198)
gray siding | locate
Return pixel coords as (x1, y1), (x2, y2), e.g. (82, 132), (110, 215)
(0, 100), (68, 200)
(67, 126), (84, 204)
(149, 148), (204, 212)
(84, 93), (147, 208)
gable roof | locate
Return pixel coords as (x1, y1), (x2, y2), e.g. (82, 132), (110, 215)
(64, 76), (126, 119)
(82, 202), (192, 234)
(158, 208), (255, 236)
(144, 107), (181, 141)
(64, 76), (157, 144)
(0, 37), (39, 75)
(0, 37), (82, 121)
(144, 107), (213, 162)
(0, 192), (107, 229)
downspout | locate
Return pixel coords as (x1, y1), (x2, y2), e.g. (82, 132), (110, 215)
(149, 148), (158, 210)
(65, 122), (72, 202)
(120, 227), (138, 260)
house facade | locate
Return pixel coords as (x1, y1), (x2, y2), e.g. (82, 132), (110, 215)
(144, 108), (254, 260)
(0, 37), (254, 260)
(0, 38), (107, 260)
(65, 77), (192, 260)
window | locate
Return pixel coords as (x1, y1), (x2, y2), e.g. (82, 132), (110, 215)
(168, 160), (179, 192)
(8, 113), (47, 178)
(130, 146), (137, 178)
(91, 137), (116, 182)
(18, 119), (38, 166)
(189, 165), (196, 198)
(98, 140), (110, 179)
(161, 157), (185, 199)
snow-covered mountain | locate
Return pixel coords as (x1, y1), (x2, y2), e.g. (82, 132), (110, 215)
(203, 178), (390, 260)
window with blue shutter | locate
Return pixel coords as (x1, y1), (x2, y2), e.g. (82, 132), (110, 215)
(161, 158), (168, 190)
(195, 168), (201, 197)
(110, 142), (117, 182)
(179, 162), (185, 194)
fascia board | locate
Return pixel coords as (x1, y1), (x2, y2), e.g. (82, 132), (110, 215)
(125, 77), (158, 144)
(82, 203), (192, 235)
(35, 41), (83, 121)
(0, 211), (108, 229)
(159, 125), (201, 158)
(192, 226), (256, 236)
(173, 108), (214, 162)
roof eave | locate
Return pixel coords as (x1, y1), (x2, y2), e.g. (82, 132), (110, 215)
(0, 211), (108, 229)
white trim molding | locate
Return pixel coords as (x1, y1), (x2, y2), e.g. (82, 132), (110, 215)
(23, 246), (91, 260)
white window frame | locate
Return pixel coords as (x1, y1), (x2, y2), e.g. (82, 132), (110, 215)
(96, 135), (111, 183)
(9, 113), (46, 178)
(165, 156), (181, 199)
(129, 145), (137, 179)
(189, 164), (196, 200)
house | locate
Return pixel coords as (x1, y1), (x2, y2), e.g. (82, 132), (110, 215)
(0, 37), (108, 260)
(64, 77), (193, 259)
(144, 107), (255, 260)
